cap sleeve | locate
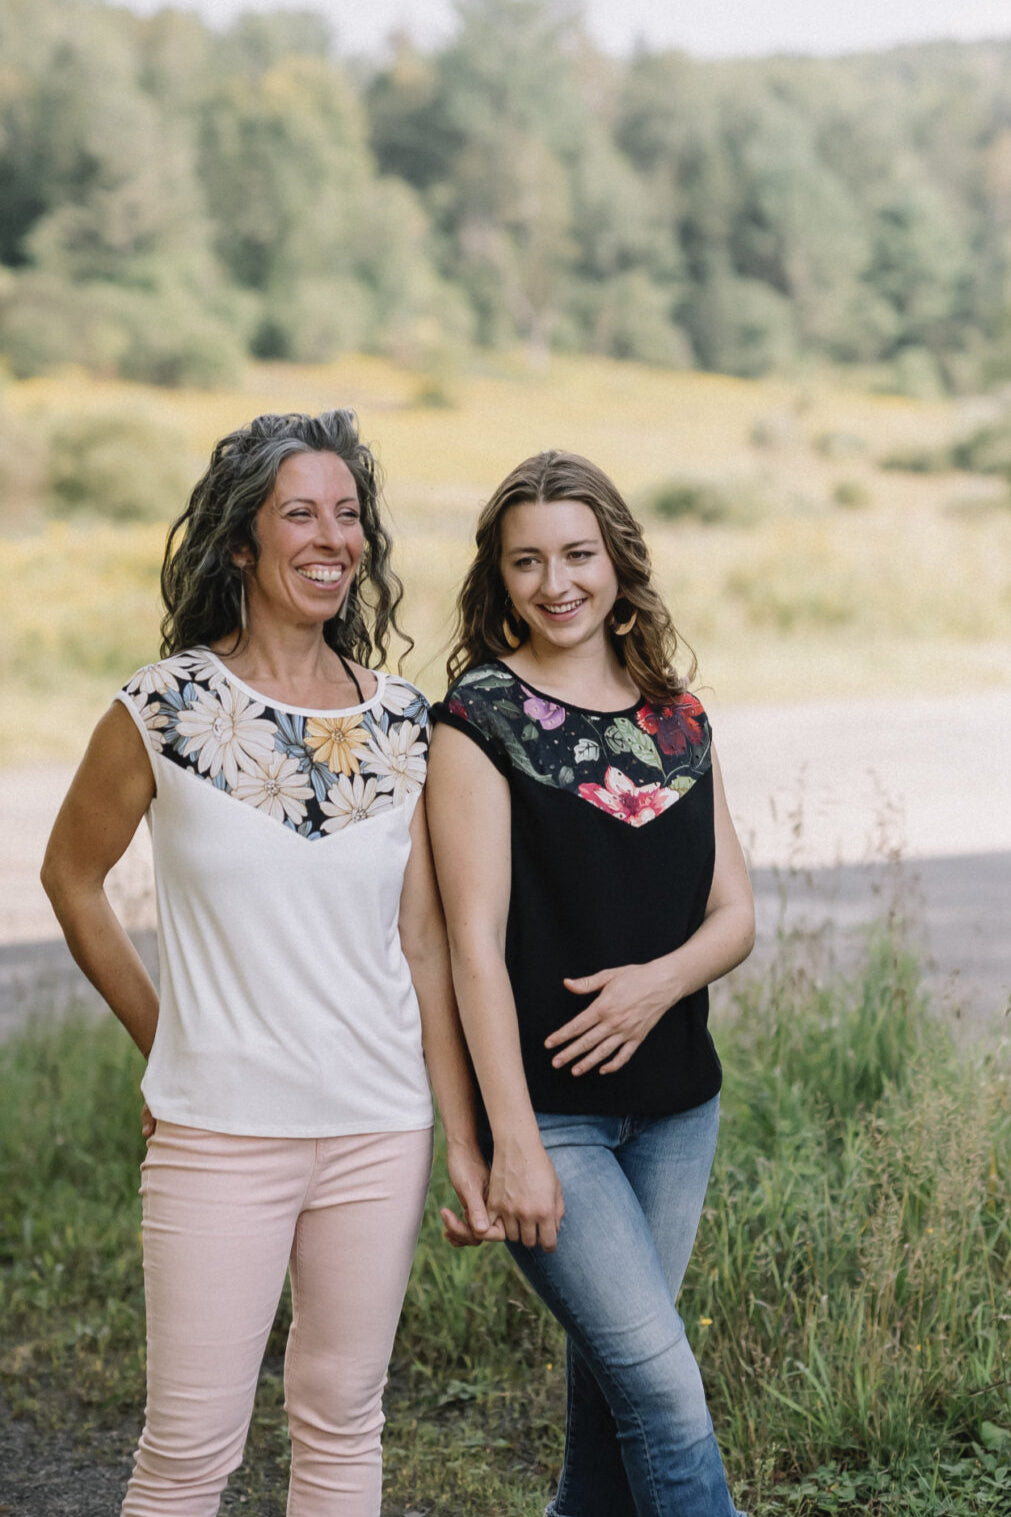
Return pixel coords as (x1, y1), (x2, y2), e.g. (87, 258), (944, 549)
(431, 666), (527, 779)
(115, 663), (179, 764)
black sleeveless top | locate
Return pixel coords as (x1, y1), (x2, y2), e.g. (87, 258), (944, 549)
(432, 662), (722, 1118)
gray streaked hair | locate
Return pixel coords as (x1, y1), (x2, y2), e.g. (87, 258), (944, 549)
(160, 410), (411, 668)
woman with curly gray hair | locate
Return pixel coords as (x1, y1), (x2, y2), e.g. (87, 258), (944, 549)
(42, 410), (489, 1516)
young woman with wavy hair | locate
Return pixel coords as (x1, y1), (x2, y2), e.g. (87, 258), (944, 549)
(428, 450), (754, 1517)
(42, 410), (487, 1516)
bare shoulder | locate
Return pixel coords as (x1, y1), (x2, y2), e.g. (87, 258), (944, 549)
(43, 702), (155, 885)
(428, 723), (510, 817)
(74, 700), (156, 811)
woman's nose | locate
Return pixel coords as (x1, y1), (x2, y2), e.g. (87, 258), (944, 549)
(541, 557), (568, 594)
(316, 513), (345, 547)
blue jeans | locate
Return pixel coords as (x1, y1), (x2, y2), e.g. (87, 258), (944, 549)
(503, 1098), (742, 1517)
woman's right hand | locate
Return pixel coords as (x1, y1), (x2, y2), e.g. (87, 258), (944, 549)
(487, 1135), (565, 1251)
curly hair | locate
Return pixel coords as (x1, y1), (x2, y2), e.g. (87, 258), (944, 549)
(447, 450), (694, 705)
(160, 410), (412, 669)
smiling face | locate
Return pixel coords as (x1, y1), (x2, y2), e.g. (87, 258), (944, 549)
(238, 450), (364, 630)
(499, 498), (620, 653)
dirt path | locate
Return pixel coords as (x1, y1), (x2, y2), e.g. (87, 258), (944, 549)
(6, 691), (1010, 1030)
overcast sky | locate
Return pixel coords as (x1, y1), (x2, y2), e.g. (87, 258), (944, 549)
(124, 0), (1011, 59)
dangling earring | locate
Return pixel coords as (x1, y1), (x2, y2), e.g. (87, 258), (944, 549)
(239, 575), (248, 634)
(339, 570), (357, 622)
(502, 597), (524, 650)
(609, 598), (637, 636)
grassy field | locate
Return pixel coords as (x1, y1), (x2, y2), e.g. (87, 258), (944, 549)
(1, 927), (1007, 1514)
(2, 354), (1011, 763)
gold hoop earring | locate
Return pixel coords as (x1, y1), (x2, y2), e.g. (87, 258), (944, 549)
(502, 600), (524, 650)
(609, 600), (637, 637)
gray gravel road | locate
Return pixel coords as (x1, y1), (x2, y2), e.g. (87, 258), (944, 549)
(3, 851), (1008, 1042)
(0, 1405), (136, 1517)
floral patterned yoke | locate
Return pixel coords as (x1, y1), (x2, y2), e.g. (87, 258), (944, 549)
(443, 662), (710, 828)
(122, 649), (429, 839)
(432, 661), (720, 1119)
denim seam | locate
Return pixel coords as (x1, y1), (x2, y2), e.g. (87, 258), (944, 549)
(554, 1343), (580, 1516)
(525, 1100), (726, 1517)
(528, 1266), (662, 1517)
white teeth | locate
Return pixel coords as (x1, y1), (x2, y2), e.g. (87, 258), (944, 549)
(298, 566), (343, 584)
(542, 599), (584, 615)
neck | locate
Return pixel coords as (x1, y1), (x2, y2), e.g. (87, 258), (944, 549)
(508, 633), (635, 704)
(215, 617), (339, 686)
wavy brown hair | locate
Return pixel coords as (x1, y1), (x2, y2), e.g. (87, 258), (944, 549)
(160, 410), (412, 668)
(447, 450), (695, 705)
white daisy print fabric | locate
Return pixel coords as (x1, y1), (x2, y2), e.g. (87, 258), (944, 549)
(121, 649), (430, 838)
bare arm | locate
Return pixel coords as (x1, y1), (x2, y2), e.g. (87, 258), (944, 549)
(546, 747), (755, 1075)
(399, 795), (504, 1244)
(40, 701), (159, 1057)
(426, 724), (564, 1251)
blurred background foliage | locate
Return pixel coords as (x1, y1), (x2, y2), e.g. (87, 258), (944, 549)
(2, 0), (1011, 760)
(1, 0), (1011, 392)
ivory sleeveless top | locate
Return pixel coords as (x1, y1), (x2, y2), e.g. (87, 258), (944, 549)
(117, 647), (434, 1137)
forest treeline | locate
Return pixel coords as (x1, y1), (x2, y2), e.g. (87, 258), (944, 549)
(2, 0), (1011, 392)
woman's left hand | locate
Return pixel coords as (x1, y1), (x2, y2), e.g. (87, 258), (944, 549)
(547, 962), (672, 1076)
(440, 1141), (508, 1247)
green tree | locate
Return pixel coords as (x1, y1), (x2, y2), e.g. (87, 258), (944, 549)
(200, 54), (372, 294)
(366, 36), (465, 191)
(9, 13), (205, 280)
(430, 0), (590, 356)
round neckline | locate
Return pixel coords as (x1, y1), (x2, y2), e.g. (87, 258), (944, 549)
(491, 659), (643, 719)
(199, 647), (387, 718)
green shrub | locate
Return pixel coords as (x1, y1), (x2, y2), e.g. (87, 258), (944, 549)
(700, 933), (1010, 1510)
(889, 346), (946, 400)
(0, 272), (244, 388)
(951, 422), (1011, 477)
(882, 418), (1011, 481)
(832, 479), (870, 509)
(813, 432), (867, 460)
(251, 277), (375, 364)
(645, 475), (767, 527)
(750, 412), (800, 449)
(725, 565), (855, 630)
(879, 444), (951, 473)
(117, 308), (244, 389)
(47, 410), (197, 523)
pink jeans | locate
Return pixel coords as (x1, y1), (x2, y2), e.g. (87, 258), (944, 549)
(121, 1121), (433, 1517)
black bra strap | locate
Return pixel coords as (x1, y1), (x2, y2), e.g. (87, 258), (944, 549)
(338, 652), (365, 704)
